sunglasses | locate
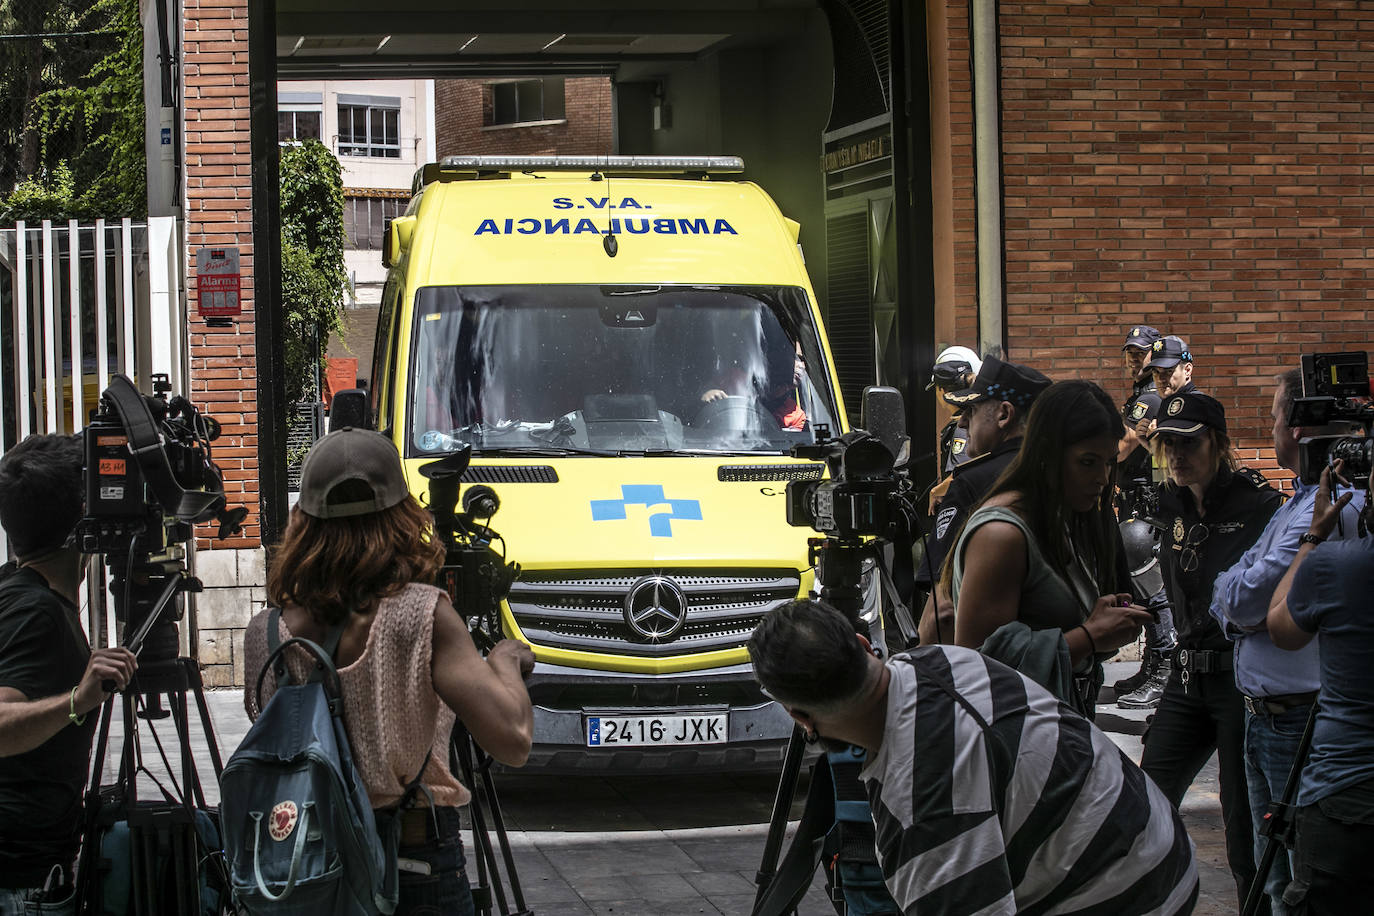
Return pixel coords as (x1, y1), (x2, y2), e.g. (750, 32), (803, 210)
(1177, 523), (1209, 574)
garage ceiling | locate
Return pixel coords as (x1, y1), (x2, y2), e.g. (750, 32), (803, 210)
(275, 0), (818, 78)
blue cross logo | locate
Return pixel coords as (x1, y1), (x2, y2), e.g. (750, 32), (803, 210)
(590, 485), (703, 538)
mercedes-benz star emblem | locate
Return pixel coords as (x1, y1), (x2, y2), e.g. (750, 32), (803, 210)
(623, 575), (688, 641)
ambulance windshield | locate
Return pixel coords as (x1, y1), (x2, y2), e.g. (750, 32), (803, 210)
(405, 284), (842, 457)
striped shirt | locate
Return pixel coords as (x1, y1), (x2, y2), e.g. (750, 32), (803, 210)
(860, 646), (1198, 915)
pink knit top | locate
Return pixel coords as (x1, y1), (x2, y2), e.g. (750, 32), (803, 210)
(242, 582), (471, 809)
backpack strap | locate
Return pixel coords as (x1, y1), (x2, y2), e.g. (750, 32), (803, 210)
(266, 606), (289, 686)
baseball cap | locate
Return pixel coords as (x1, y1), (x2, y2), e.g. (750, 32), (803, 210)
(1122, 326), (1162, 351)
(297, 428), (411, 519)
(945, 355), (1052, 409)
(927, 345), (983, 391)
(1154, 390), (1226, 437)
(1145, 335), (1193, 370)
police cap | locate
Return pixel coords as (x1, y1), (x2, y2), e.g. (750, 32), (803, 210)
(1155, 390), (1226, 437)
(945, 355), (1052, 410)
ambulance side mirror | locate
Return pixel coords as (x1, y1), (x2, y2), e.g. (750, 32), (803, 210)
(861, 386), (908, 467)
(329, 390), (372, 432)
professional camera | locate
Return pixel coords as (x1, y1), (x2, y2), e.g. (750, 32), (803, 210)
(76, 373), (246, 662)
(1288, 352), (1374, 488)
(420, 445), (520, 650)
(785, 426), (912, 541)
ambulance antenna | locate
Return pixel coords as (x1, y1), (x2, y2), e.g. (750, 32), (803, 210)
(600, 167), (618, 257)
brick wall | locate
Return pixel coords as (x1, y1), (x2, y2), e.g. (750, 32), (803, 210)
(434, 77), (613, 157)
(184, 0), (261, 544)
(940, 0), (1374, 484)
(184, 0), (265, 686)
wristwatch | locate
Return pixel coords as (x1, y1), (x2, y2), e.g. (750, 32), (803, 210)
(1299, 532), (1326, 547)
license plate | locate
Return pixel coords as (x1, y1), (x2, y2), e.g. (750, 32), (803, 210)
(585, 714), (728, 747)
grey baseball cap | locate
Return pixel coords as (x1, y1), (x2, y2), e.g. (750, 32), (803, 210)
(297, 428), (410, 519)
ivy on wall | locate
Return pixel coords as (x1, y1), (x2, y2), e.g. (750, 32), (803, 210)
(279, 140), (347, 404)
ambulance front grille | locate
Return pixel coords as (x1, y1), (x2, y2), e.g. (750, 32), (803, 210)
(506, 570), (801, 656)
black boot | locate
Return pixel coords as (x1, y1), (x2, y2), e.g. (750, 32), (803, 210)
(1118, 652), (1171, 709)
(1111, 652), (1150, 696)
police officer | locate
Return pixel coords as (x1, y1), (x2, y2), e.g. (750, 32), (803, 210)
(915, 356), (1052, 645)
(1131, 335), (1198, 443)
(1117, 325), (1163, 514)
(928, 346), (981, 478)
(1113, 325), (1176, 708)
(1139, 389), (1282, 908)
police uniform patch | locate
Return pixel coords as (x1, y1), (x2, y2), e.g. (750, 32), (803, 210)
(1153, 339), (1164, 351)
(1173, 518), (1185, 543)
(1167, 398), (1184, 416)
(1239, 468), (1270, 488)
(1131, 403), (1147, 420)
(952, 438), (965, 455)
(936, 506), (958, 540)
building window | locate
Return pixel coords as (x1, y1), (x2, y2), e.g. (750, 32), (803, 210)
(278, 109), (322, 142)
(338, 102), (401, 158)
(344, 196), (407, 250)
(487, 78), (565, 126)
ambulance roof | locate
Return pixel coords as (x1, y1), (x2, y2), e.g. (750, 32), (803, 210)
(404, 170), (809, 288)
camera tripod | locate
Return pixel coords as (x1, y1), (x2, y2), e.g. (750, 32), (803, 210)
(449, 722), (532, 916)
(73, 564), (229, 916)
(751, 536), (902, 916)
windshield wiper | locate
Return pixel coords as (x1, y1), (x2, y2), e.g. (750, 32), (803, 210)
(473, 445), (622, 457)
(621, 447), (792, 457)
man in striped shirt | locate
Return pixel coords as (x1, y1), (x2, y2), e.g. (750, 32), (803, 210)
(749, 599), (1198, 915)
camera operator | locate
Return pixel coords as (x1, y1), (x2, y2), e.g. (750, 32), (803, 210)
(915, 356), (1051, 645)
(1265, 459), (1374, 912)
(244, 429), (534, 916)
(0, 435), (137, 912)
(748, 599), (1198, 915)
(1208, 370), (1364, 915)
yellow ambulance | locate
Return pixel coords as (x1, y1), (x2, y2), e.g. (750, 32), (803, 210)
(367, 155), (885, 770)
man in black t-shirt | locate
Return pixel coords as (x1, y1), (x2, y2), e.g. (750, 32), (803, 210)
(0, 435), (136, 907)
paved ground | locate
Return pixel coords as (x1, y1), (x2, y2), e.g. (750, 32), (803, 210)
(96, 661), (1237, 915)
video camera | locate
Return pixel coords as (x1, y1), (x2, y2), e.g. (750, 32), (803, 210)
(1288, 352), (1374, 488)
(785, 429), (908, 540)
(420, 445), (520, 650)
(76, 373), (246, 663)
(785, 388), (915, 542)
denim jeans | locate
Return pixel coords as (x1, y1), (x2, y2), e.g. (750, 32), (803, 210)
(1244, 704), (1312, 916)
(0, 886), (75, 916)
(393, 806), (475, 916)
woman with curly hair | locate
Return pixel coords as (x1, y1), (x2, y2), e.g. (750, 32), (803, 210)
(243, 428), (533, 916)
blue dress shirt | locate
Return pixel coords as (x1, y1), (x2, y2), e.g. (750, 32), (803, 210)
(1210, 477), (1365, 698)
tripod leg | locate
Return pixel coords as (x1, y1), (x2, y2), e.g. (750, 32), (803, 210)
(75, 695), (119, 915)
(184, 659), (226, 778)
(452, 735), (505, 915)
(754, 725), (807, 910)
(472, 742), (532, 915)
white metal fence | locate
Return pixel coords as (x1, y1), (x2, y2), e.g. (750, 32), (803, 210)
(0, 215), (186, 559)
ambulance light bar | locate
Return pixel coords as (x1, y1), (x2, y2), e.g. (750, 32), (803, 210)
(439, 155), (744, 173)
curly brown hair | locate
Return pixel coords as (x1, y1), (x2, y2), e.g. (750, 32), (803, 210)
(267, 489), (445, 625)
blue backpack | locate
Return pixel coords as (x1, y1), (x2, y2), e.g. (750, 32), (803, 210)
(220, 609), (427, 915)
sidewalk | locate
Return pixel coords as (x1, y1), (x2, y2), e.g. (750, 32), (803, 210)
(99, 661), (1236, 915)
